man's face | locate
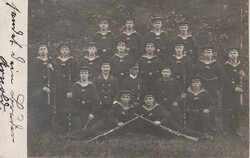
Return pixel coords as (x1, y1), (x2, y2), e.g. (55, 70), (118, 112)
(228, 50), (239, 60)
(79, 70), (89, 80)
(101, 64), (111, 73)
(121, 94), (131, 105)
(38, 46), (48, 56)
(192, 80), (202, 89)
(144, 96), (154, 106)
(203, 49), (213, 59)
(117, 42), (126, 53)
(88, 46), (97, 56)
(130, 67), (139, 76)
(179, 25), (188, 34)
(125, 20), (134, 30)
(161, 69), (171, 78)
(61, 47), (70, 56)
(175, 45), (184, 55)
(152, 20), (162, 30)
(145, 43), (155, 53)
(99, 21), (109, 30)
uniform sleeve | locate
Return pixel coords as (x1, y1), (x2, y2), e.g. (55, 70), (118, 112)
(157, 105), (171, 124)
(216, 62), (222, 90)
(174, 80), (183, 103)
(221, 64), (237, 91)
(205, 91), (215, 112)
(90, 83), (100, 114)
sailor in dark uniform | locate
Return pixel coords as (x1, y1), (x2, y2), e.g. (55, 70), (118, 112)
(79, 42), (103, 81)
(93, 18), (115, 60)
(222, 47), (245, 136)
(30, 43), (55, 134)
(181, 76), (215, 137)
(118, 17), (142, 60)
(110, 40), (135, 85)
(67, 66), (100, 130)
(166, 41), (193, 90)
(138, 41), (163, 90)
(53, 42), (78, 130)
(93, 61), (119, 115)
(121, 63), (146, 106)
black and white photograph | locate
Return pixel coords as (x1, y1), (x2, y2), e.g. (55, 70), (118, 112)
(0, 0), (249, 157)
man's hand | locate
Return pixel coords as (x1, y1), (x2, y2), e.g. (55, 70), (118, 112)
(172, 102), (178, 107)
(66, 92), (72, 98)
(203, 109), (210, 114)
(235, 87), (243, 93)
(239, 70), (245, 77)
(82, 101), (86, 104)
(117, 122), (125, 127)
(181, 93), (186, 99)
(47, 63), (53, 70)
(43, 87), (50, 94)
(153, 121), (161, 126)
(88, 114), (94, 120)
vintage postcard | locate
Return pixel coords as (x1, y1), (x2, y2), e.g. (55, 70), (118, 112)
(0, 0), (249, 157)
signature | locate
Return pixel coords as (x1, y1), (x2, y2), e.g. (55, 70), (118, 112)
(6, 2), (23, 48)
(0, 56), (10, 111)
(9, 91), (24, 143)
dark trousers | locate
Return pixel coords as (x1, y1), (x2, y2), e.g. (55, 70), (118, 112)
(186, 113), (211, 133)
(222, 106), (240, 133)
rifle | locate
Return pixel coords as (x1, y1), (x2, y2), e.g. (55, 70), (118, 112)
(182, 68), (187, 127)
(239, 75), (244, 106)
(47, 66), (51, 105)
(87, 114), (143, 143)
(83, 118), (91, 130)
(68, 67), (72, 132)
(134, 113), (199, 141)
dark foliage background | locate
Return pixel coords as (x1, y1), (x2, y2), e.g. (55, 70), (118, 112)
(28, 0), (249, 113)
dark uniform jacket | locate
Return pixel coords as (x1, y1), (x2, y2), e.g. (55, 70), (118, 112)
(121, 74), (146, 104)
(137, 104), (171, 125)
(118, 31), (141, 60)
(108, 102), (137, 125)
(166, 55), (193, 89)
(93, 74), (119, 107)
(71, 81), (100, 115)
(79, 55), (103, 80)
(138, 55), (163, 90)
(152, 77), (182, 110)
(193, 59), (222, 99)
(185, 87), (215, 114)
(110, 53), (135, 82)
(143, 30), (170, 60)
(171, 34), (198, 63)
(221, 61), (244, 109)
(92, 30), (115, 60)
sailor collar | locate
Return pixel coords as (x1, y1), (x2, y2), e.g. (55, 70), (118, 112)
(76, 81), (92, 87)
(177, 34), (192, 40)
(37, 56), (49, 61)
(57, 56), (72, 62)
(172, 54), (185, 60)
(117, 101), (134, 110)
(84, 55), (100, 61)
(129, 74), (137, 79)
(115, 53), (128, 59)
(150, 30), (165, 35)
(225, 61), (241, 67)
(97, 30), (111, 36)
(122, 30), (137, 36)
(142, 54), (157, 60)
(142, 103), (159, 111)
(187, 87), (206, 96)
(200, 59), (216, 65)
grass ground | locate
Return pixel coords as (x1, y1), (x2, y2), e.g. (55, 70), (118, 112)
(28, 115), (249, 158)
